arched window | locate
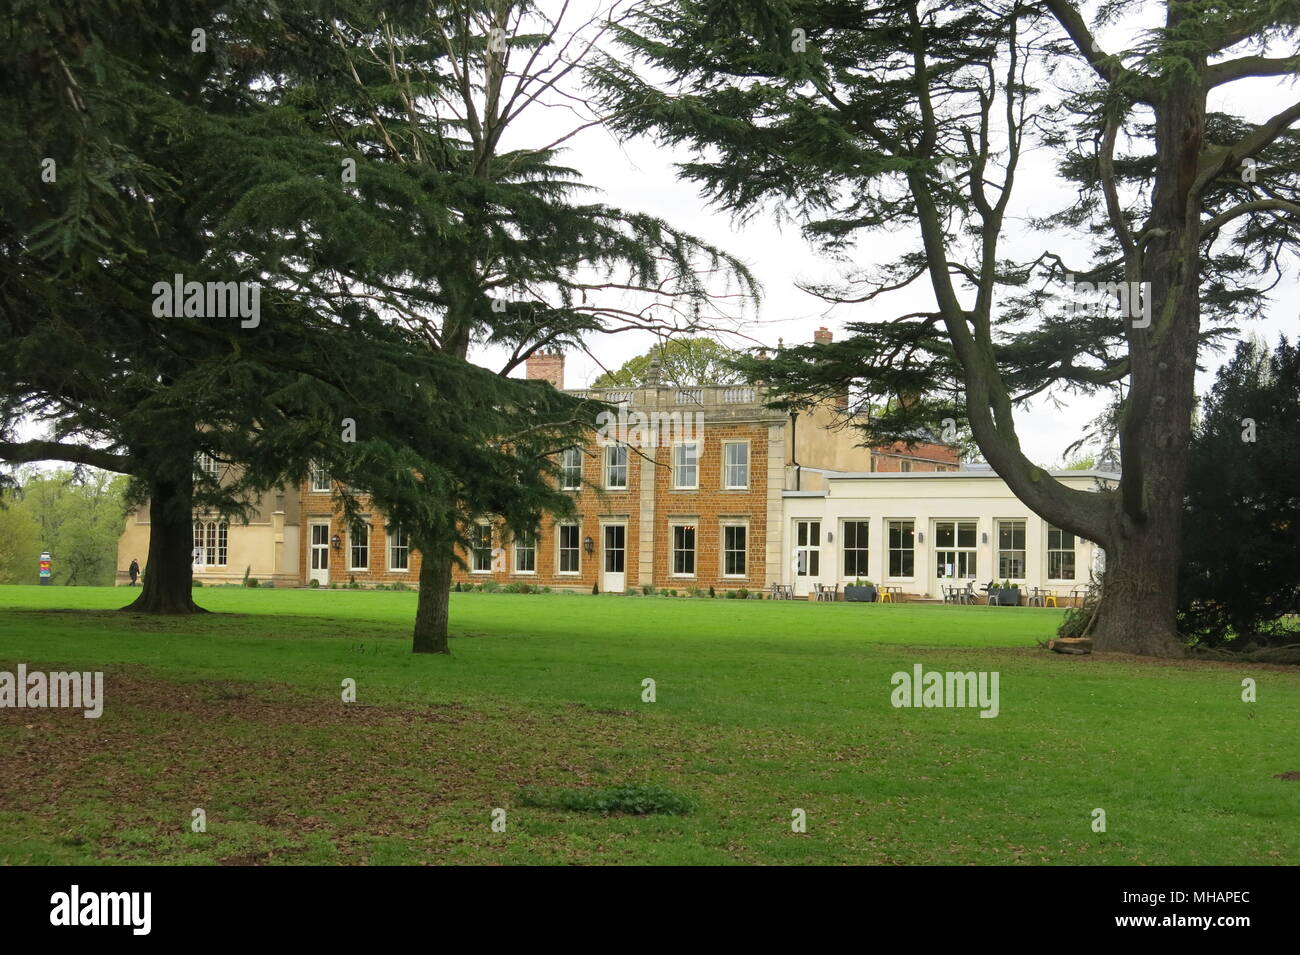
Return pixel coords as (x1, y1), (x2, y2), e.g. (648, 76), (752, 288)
(192, 520), (228, 566)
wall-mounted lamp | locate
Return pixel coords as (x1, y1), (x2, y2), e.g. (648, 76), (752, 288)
(826, 531), (834, 543)
(917, 531), (925, 544)
(981, 532), (989, 544)
(583, 536), (594, 555)
(331, 534), (342, 550)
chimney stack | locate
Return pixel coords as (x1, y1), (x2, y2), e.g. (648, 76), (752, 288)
(526, 351), (565, 389)
(812, 328), (848, 408)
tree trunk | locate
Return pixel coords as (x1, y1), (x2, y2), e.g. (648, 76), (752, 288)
(1086, 18), (1205, 657)
(412, 536), (452, 654)
(1090, 531), (1185, 656)
(120, 477), (206, 614)
(407, 290), (474, 656)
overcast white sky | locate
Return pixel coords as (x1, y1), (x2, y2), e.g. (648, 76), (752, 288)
(14, 3), (1296, 474)
(478, 0), (1299, 468)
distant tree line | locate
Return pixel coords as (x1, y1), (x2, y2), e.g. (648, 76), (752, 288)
(0, 468), (128, 586)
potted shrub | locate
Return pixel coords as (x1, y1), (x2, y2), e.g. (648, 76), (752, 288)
(844, 579), (878, 602)
(992, 580), (1021, 605)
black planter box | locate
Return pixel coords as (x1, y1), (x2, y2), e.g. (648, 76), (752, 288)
(844, 585), (877, 602)
(990, 588), (1021, 606)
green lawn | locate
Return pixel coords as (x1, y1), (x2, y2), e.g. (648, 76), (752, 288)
(0, 585), (1296, 865)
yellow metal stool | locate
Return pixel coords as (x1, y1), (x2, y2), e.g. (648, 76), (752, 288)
(880, 590), (893, 603)
(1044, 593), (1058, 607)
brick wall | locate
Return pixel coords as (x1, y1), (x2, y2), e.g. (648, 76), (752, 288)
(298, 414), (773, 593)
(873, 441), (960, 472)
(650, 423), (767, 591)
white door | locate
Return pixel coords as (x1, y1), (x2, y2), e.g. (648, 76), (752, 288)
(933, 520), (978, 597)
(601, 523), (626, 594)
(309, 523), (330, 586)
(793, 519), (821, 596)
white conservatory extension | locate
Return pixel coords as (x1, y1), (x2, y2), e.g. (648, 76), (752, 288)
(780, 469), (1115, 601)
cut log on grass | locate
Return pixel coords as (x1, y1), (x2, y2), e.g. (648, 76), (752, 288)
(1047, 637), (1093, 655)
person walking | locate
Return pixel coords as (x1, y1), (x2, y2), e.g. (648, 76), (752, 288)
(128, 558), (140, 587)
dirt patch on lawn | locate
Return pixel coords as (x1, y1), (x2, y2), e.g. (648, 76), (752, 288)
(1026, 646), (1300, 674)
(0, 671), (473, 728)
(0, 666), (725, 864)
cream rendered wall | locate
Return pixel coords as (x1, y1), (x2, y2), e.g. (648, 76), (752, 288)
(115, 489), (301, 586)
(115, 509), (151, 585)
(789, 404), (875, 474)
(781, 471), (1110, 599)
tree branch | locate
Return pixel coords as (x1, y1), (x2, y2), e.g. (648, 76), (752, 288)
(1205, 54), (1300, 88)
(0, 440), (137, 473)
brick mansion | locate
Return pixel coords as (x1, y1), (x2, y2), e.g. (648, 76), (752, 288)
(117, 329), (1108, 599)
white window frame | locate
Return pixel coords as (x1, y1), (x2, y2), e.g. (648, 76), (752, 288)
(721, 522), (748, 578)
(195, 453), (221, 482)
(349, 521), (370, 571)
(670, 522), (697, 577)
(470, 523), (493, 574)
(310, 465), (330, 493)
(934, 519), (978, 580)
(996, 519), (1027, 581)
(887, 519), (916, 580)
(1047, 525), (1078, 581)
(556, 523), (581, 575)
(605, 444), (628, 490)
(841, 519), (870, 579)
(193, 519), (228, 567)
(560, 447), (583, 490)
(723, 441), (750, 489)
(387, 525), (410, 572)
(673, 441), (700, 489)
(513, 528), (537, 574)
